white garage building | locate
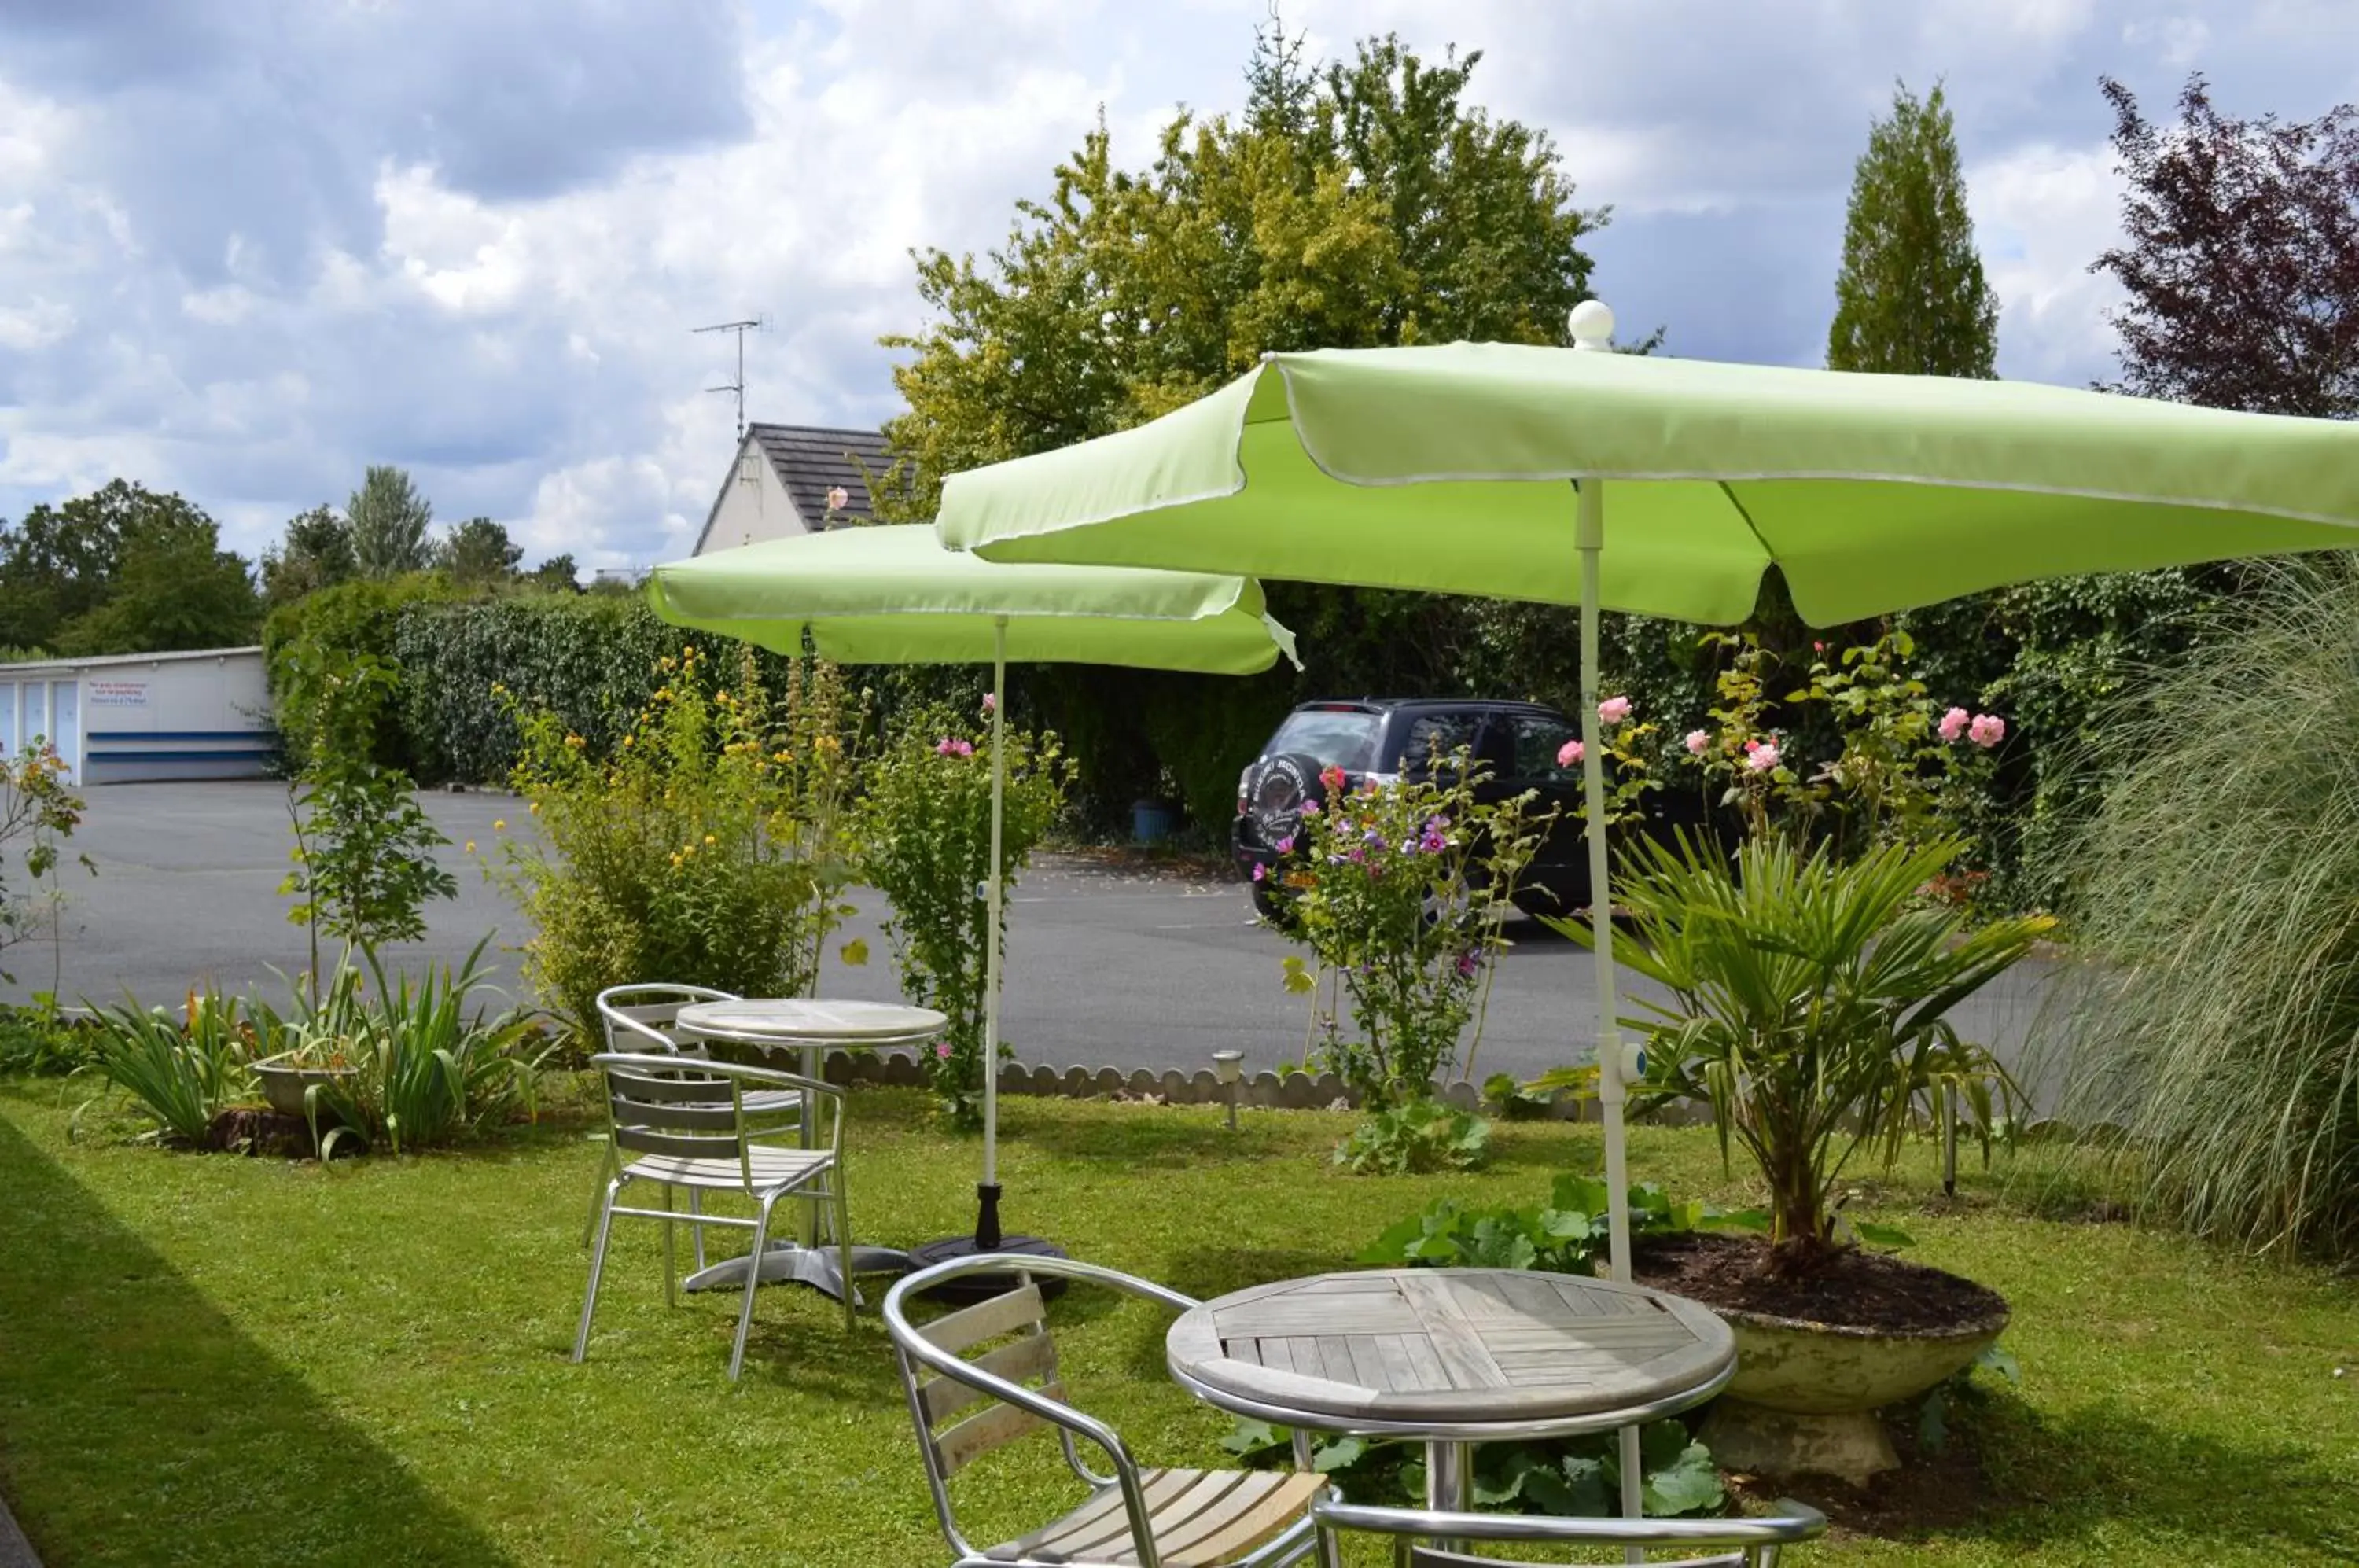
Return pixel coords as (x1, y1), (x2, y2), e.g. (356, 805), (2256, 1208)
(0, 646), (276, 785)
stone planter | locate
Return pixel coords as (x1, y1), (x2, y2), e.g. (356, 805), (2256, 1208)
(252, 1052), (356, 1122)
(1698, 1284), (2009, 1485)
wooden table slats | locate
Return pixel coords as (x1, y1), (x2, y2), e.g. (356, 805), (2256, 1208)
(1168, 1268), (1736, 1424)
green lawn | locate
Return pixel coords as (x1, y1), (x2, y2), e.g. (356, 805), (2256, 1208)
(0, 1078), (2352, 1567)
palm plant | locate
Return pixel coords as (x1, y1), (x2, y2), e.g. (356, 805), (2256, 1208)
(1551, 835), (2048, 1272)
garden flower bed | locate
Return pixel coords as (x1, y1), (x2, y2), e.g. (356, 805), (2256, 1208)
(0, 1080), (2351, 1566)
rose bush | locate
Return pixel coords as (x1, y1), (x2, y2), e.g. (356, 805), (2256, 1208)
(1278, 749), (1551, 1171)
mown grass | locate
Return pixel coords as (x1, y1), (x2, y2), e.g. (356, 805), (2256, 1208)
(0, 1078), (2353, 1566)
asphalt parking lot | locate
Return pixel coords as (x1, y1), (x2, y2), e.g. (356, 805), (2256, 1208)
(5, 780), (2057, 1094)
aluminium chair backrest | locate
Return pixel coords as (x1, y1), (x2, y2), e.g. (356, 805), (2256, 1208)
(901, 1283), (1070, 1483)
(596, 984), (739, 1055)
(597, 1053), (754, 1180)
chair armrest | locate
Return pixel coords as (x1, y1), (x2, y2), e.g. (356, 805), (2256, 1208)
(1312, 1496), (1827, 1551)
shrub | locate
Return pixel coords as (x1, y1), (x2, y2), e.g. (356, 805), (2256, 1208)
(0, 741), (86, 988)
(1359, 1174), (1754, 1275)
(856, 699), (1072, 1126)
(275, 646), (457, 981)
(79, 988), (253, 1145)
(1276, 749), (1548, 1171)
(495, 645), (863, 1044)
(263, 573), (462, 774)
(2044, 564), (2359, 1259)
(250, 943), (543, 1154)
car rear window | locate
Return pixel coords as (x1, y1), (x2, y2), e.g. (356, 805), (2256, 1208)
(1267, 709), (1382, 771)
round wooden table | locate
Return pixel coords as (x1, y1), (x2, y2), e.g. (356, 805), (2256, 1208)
(672, 997), (948, 1302)
(1167, 1268), (1735, 1530)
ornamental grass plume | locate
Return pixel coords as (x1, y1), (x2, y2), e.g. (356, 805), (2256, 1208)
(2039, 561), (2359, 1261)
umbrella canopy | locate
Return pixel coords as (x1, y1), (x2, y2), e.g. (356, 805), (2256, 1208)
(646, 521), (1293, 672)
(936, 335), (2359, 627)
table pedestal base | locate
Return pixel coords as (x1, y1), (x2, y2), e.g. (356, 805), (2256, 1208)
(681, 1242), (912, 1304)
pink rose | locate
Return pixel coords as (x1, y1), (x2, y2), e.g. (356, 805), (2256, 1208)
(936, 738), (974, 758)
(934, 1041), (951, 1059)
(1745, 742), (1780, 773)
(981, 692), (995, 713)
(1938, 706), (1971, 743)
(1969, 713), (2006, 749)
(1556, 738), (1584, 767)
(1597, 695), (1632, 726)
(826, 485), (851, 512)
(1684, 729), (1710, 756)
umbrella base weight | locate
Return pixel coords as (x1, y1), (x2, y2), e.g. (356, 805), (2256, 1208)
(906, 1234), (1070, 1306)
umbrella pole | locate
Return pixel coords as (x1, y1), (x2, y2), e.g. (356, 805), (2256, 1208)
(1577, 478), (1645, 1535)
(977, 616), (1007, 1250)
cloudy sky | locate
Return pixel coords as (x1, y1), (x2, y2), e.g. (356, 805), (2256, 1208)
(2, 1), (2354, 574)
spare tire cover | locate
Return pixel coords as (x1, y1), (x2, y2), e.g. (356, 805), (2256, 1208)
(1249, 752), (1329, 846)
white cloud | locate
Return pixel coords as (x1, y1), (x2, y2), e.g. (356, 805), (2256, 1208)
(0, 0), (2346, 567)
(1969, 142), (2129, 385)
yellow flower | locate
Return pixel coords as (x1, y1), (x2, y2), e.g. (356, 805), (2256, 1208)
(622, 735), (635, 748)
(464, 841), (477, 853)
(565, 733), (584, 749)
(702, 833), (716, 845)
(493, 819), (507, 831)
(528, 801), (540, 815)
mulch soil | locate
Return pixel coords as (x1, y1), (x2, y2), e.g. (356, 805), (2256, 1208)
(1632, 1231), (2007, 1335)
(203, 1106), (324, 1158)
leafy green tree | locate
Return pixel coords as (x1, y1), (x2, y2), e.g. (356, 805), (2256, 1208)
(440, 517), (523, 586)
(56, 517), (259, 655)
(1827, 82), (1999, 377)
(881, 24), (1603, 820)
(348, 466), (435, 578)
(261, 506), (356, 608)
(0, 481), (224, 650)
(527, 553), (580, 593)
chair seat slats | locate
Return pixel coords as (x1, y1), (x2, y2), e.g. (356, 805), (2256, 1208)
(921, 1331), (1059, 1425)
(621, 1147), (832, 1191)
(992, 1468), (1323, 1567)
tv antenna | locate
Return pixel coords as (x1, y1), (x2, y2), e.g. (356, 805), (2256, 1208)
(693, 317), (763, 438)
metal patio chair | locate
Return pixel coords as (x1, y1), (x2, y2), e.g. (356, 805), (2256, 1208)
(573, 1052), (853, 1379)
(1312, 1493), (1827, 1567)
(884, 1253), (1333, 1568)
(583, 985), (805, 1264)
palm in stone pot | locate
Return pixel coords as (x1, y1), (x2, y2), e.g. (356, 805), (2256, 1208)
(1548, 833), (2048, 1481)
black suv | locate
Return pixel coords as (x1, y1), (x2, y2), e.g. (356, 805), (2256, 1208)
(1234, 698), (1600, 918)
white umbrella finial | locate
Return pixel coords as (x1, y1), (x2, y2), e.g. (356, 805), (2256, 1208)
(1568, 299), (1615, 352)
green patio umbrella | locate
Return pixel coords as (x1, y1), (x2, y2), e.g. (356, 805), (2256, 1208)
(646, 524), (1296, 1266)
(937, 301), (2359, 1296)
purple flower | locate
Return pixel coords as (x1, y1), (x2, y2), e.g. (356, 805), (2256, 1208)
(1251, 863), (1267, 882)
(1275, 835), (1295, 853)
(1456, 951), (1480, 978)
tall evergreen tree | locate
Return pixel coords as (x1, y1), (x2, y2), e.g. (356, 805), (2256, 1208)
(1827, 82), (1999, 377)
(346, 465), (434, 578)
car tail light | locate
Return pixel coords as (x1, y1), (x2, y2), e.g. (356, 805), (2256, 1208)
(1236, 765), (1253, 815)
